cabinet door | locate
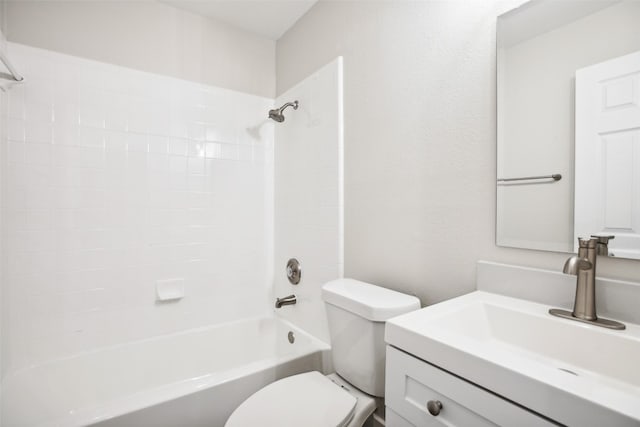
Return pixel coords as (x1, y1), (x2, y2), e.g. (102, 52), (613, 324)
(386, 408), (415, 427)
(385, 346), (556, 427)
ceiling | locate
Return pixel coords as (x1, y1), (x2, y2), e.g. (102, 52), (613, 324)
(162, 0), (318, 40)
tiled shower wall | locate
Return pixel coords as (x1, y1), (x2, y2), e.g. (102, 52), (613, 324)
(273, 58), (343, 344)
(2, 43), (274, 371)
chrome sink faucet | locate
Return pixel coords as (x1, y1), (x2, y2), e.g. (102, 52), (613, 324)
(549, 237), (625, 330)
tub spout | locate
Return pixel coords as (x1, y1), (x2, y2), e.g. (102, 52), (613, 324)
(275, 294), (296, 309)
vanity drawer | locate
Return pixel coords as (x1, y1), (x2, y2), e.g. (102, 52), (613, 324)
(385, 346), (555, 427)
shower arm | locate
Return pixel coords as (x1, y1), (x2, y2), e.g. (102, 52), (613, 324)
(279, 101), (298, 113)
(0, 50), (24, 84)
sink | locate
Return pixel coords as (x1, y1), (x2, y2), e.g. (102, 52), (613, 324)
(385, 291), (640, 426)
(436, 295), (640, 387)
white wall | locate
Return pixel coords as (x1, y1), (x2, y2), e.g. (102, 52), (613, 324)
(0, 85), (3, 427)
(2, 43), (274, 371)
(497, 1), (640, 252)
(276, 0), (640, 307)
(5, 0), (275, 98)
(0, 0), (7, 415)
(273, 58), (343, 344)
(0, 0), (4, 35)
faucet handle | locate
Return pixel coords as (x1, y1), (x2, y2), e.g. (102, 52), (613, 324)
(591, 235), (615, 256)
(591, 235), (615, 243)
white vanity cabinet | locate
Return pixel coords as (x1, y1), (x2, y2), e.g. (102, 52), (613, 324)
(385, 346), (555, 427)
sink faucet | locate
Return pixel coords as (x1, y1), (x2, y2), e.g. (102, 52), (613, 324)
(275, 294), (297, 309)
(549, 237), (625, 330)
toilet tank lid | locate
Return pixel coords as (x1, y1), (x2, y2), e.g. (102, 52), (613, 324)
(322, 279), (421, 321)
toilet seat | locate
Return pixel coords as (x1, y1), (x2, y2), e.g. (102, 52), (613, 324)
(225, 371), (357, 427)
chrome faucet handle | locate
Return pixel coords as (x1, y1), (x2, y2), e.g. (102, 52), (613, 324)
(591, 235), (615, 243)
(591, 235), (615, 256)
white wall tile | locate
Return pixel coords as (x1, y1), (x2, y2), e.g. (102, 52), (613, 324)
(78, 126), (104, 148)
(53, 123), (79, 146)
(2, 43), (274, 370)
(24, 120), (52, 144)
(7, 89), (25, 120)
(6, 141), (25, 163)
(7, 118), (25, 141)
(24, 101), (52, 124)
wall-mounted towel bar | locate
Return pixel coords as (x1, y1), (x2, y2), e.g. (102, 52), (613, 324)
(497, 174), (562, 183)
(0, 50), (24, 82)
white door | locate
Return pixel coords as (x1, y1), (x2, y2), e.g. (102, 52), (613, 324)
(575, 50), (640, 258)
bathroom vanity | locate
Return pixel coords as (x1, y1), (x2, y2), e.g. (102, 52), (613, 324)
(384, 262), (640, 427)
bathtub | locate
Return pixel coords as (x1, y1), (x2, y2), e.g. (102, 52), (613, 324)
(2, 317), (329, 427)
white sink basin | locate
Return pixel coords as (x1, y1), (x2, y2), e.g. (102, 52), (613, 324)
(385, 291), (640, 426)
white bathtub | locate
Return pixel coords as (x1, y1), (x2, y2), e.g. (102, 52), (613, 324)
(2, 317), (329, 427)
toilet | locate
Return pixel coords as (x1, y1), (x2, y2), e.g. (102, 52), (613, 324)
(225, 278), (421, 427)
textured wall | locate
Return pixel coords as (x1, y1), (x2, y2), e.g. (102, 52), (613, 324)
(5, 0), (275, 98)
(276, 0), (640, 307)
(2, 43), (274, 371)
(0, 0), (5, 37)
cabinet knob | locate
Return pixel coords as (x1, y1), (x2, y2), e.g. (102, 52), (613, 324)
(427, 400), (443, 416)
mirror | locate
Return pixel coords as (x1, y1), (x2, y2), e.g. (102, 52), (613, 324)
(496, 0), (640, 259)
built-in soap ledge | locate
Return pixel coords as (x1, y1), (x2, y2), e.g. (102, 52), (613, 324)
(156, 279), (185, 302)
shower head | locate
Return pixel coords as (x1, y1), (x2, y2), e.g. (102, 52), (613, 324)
(268, 100), (298, 122)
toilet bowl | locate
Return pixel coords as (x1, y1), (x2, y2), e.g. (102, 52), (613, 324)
(225, 279), (420, 427)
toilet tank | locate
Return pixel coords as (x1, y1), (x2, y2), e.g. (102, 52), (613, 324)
(321, 279), (420, 397)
